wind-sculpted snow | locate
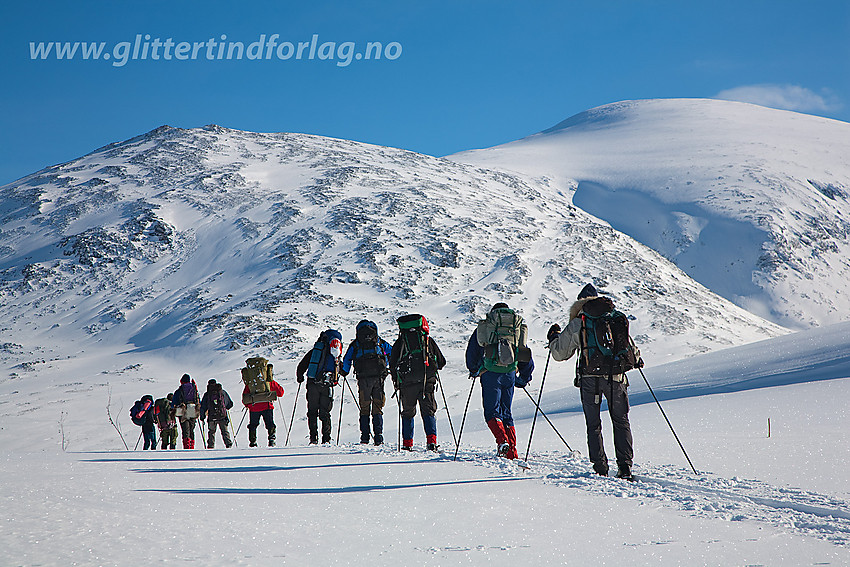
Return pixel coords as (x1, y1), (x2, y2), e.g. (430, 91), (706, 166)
(0, 122), (784, 373)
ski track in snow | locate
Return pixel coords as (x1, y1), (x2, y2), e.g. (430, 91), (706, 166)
(444, 446), (850, 548)
(81, 442), (850, 549)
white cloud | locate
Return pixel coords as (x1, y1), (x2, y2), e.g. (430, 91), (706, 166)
(714, 84), (842, 113)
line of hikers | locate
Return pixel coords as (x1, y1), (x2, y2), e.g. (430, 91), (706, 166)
(130, 284), (643, 479)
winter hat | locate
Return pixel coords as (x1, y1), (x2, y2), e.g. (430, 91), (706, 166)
(166, 393), (173, 401)
(180, 374), (191, 384)
(491, 302), (509, 311)
(577, 283), (598, 300)
(208, 379), (217, 386)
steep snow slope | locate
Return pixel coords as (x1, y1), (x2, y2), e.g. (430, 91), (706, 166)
(451, 99), (850, 328)
(0, 124), (782, 386)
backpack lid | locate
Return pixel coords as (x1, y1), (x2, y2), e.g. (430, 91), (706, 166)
(581, 297), (615, 318)
(397, 314), (428, 334)
(356, 320), (378, 333)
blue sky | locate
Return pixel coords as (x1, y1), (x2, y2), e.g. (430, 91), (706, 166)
(1, 1), (848, 185)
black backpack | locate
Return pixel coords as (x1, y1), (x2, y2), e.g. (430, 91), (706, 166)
(207, 384), (227, 421)
(394, 314), (433, 383)
(352, 320), (388, 378)
(579, 297), (640, 376)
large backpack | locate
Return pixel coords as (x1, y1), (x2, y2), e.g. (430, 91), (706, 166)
(241, 357), (277, 404)
(206, 384), (228, 421)
(306, 329), (343, 384)
(153, 397), (175, 428)
(130, 397), (152, 426)
(394, 314), (433, 384)
(579, 297), (640, 376)
(352, 320), (389, 378)
(476, 307), (530, 373)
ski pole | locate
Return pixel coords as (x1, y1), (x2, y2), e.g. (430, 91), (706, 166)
(227, 409), (238, 448)
(638, 367), (698, 475)
(342, 375), (361, 414)
(519, 387), (573, 452)
(453, 376), (477, 461)
(235, 407), (248, 438)
(436, 374), (458, 449)
(393, 385), (402, 451)
(336, 379), (345, 445)
(197, 418), (207, 449)
(277, 399), (287, 442)
(134, 430), (143, 451)
(285, 381), (302, 446)
(525, 350), (551, 461)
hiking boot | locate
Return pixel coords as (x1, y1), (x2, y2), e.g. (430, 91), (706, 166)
(268, 439), (275, 447)
(427, 442), (440, 452)
(593, 462), (609, 477)
(374, 434), (383, 446)
(401, 445), (414, 451)
(360, 436), (371, 444)
(249, 441), (258, 447)
(616, 465), (635, 481)
(497, 443), (511, 457)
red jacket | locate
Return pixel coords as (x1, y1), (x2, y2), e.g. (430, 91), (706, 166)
(242, 380), (284, 412)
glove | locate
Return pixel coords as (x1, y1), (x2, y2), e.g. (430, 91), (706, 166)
(297, 375), (304, 383)
(637, 358), (645, 369)
(515, 377), (529, 388)
(547, 324), (561, 342)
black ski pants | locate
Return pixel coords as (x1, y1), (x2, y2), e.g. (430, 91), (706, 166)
(306, 380), (334, 443)
(579, 376), (633, 470)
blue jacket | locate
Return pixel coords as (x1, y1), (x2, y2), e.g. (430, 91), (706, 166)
(465, 330), (534, 386)
(341, 338), (393, 377)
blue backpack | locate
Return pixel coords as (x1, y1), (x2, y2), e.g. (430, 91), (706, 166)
(306, 329), (343, 384)
(130, 397), (153, 426)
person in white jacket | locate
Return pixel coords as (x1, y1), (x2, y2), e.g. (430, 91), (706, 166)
(547, 284), (642, 481)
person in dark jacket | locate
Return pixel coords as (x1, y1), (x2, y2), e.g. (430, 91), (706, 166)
(200, 379), (234, 449)
(171, 374), (200, 449)
(388, 314), (446, 451)
(547, 283), (642, 480)
(296, 330), (343, 445)
(132, 394), (157, 450)
(465, 303), (534, 460)
(340, 320), (393, 445)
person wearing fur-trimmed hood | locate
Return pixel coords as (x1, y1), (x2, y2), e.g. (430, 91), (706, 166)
(547, 284), (642, 480)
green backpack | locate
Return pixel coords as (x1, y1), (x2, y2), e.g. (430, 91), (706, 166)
(476, 307), (530, 373)
(241, 357), (277, 404)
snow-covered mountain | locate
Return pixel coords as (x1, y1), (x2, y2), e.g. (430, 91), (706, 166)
(3, 100), (850, 566)
(0, 119), (784, 386)
(452, 99), (850, 329)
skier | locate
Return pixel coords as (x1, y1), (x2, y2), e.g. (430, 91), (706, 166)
(242, 373), (285, 447)
(547, 284), (642, 480)
(340, 320), (393, 445)
(465, 303), (534, 460)
(200, 379), (234, 449)
(154, 393), (178, 450)
(388, 314), (446, 451)
(131, 395), (157, 450)
(296, 329), (343, 444)
(171, 374), (201, 449)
